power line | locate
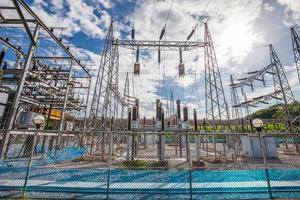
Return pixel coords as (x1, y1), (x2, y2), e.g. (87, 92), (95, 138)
(159, 0), (175, 40)
(186, 0), (212, 41)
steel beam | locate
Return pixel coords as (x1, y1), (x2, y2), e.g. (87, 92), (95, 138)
(0, 37), (26, 56)
(15, 0), (90, 77)
(57, 60), (73, 147)
(0, 25), (40, 159)
(115, 39), (206, 51)
(12, 0), (36, 45)
(0, 19), (36, 24)
(234, 63), (274, 88)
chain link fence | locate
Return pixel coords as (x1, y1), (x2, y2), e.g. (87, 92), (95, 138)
(0, 130), (299, 199)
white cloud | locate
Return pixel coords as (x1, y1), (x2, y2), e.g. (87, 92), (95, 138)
(115, 0), (265, 116)
(31, 0), (111, 38)
(3, 0), (299, 119)
(264, 2), (274, 12)
(277, 0), (300, 25)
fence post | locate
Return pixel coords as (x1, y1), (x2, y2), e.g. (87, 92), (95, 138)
(189, 168), (193, 200)
(22, 129), (38, 197)
(259, 133), (272, 199)
(106, 132), (113, 200)
(188, 134), (193, 200)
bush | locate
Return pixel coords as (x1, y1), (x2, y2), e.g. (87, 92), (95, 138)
(119, 160), (168, 169)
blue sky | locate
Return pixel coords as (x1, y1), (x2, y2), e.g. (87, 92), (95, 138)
(1, 0), (300, 118)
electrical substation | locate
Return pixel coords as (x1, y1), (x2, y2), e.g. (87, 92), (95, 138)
(0, 0), (300, 199)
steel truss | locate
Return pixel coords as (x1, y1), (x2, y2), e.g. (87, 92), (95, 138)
(114, 40), (206, 51)
(231, 45), (298, 151)
(232, 45), (295, 112)
(230, 75), (243, 120)
(291, 27), (300, 84)
(204, 23), (230, 129)
(0, 0), (92, 158)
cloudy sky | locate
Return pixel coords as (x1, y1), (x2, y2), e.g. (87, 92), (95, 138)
(2, 0), (300, 119)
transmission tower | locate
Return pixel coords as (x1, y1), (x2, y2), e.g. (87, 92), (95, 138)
(230, 74), (243, 120)
(204, 23), (230, 129)
(89, 21), (123, 130)
(291, 27), (300, 84)
(269, 44), (295, 125)
(88, 21), (131, 158)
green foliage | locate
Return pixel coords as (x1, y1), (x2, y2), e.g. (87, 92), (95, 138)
(119, 160), (168, 169)
(250, 101), (300, 120)
(119, 160), (149, 169)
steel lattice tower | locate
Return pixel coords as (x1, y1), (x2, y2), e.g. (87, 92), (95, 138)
(270, 44), (299, 151)
(89, 21), (120, 130)
(230, 74), (243, 120)
(204, 23), (230, 128)
(269, 44), (295, 124)
(291, 27), (300, 84)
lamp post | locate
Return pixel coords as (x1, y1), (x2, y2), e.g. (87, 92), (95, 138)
(252, 118), (263, 132)
(252, 118), (272, 198)
(23, 115), (45, 197)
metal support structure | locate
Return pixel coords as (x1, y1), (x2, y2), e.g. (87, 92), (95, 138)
(15, 0), (90, 75)
(83, 77), (92, 132)
(291, 27), (300, 84)
(12, 0), (36, 45)
(230, 74), (243, 120)
(269, 44), (298, 151)
(88, 21), (127, 159)
(0, 25), (39, 158)
(114, 39), (206, 51)
(271, 45), (295, 125)
(231, 44), (298, 150)
(204, 23), (230, 129)
(89, 21), (123, 132)
(57, 60), (73, 147)
(0, 0), (92, 159)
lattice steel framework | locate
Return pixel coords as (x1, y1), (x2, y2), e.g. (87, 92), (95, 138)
(89, 21), (125, 131)
(269, 44), (295, 127)
(204, 23), (230, 128)
(230, 74), (243, 120)
(232, 45), (296, 130)
(291, 27), (300, 84)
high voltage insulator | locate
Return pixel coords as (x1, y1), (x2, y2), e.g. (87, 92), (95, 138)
(193, 109), (198, 131)
(183, 106), (188, 122)
(134, 47), (140, 76)
(187, 29), (195, 41)
(131, 27), (135, 40)
(159, 27), (166, 40)
(179, 48), (185, 77)
(158, 48), (161, 64)
(132, 106), (137, 121)
(0, 48), (6, 67)
(161, 108), (164, 131)
(179, 48), (183, 63)
(176, 100), (181, 120)
(156, 99), (160, 119)
(179, 63), (185, 77)
(135, 99), (139, 118)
